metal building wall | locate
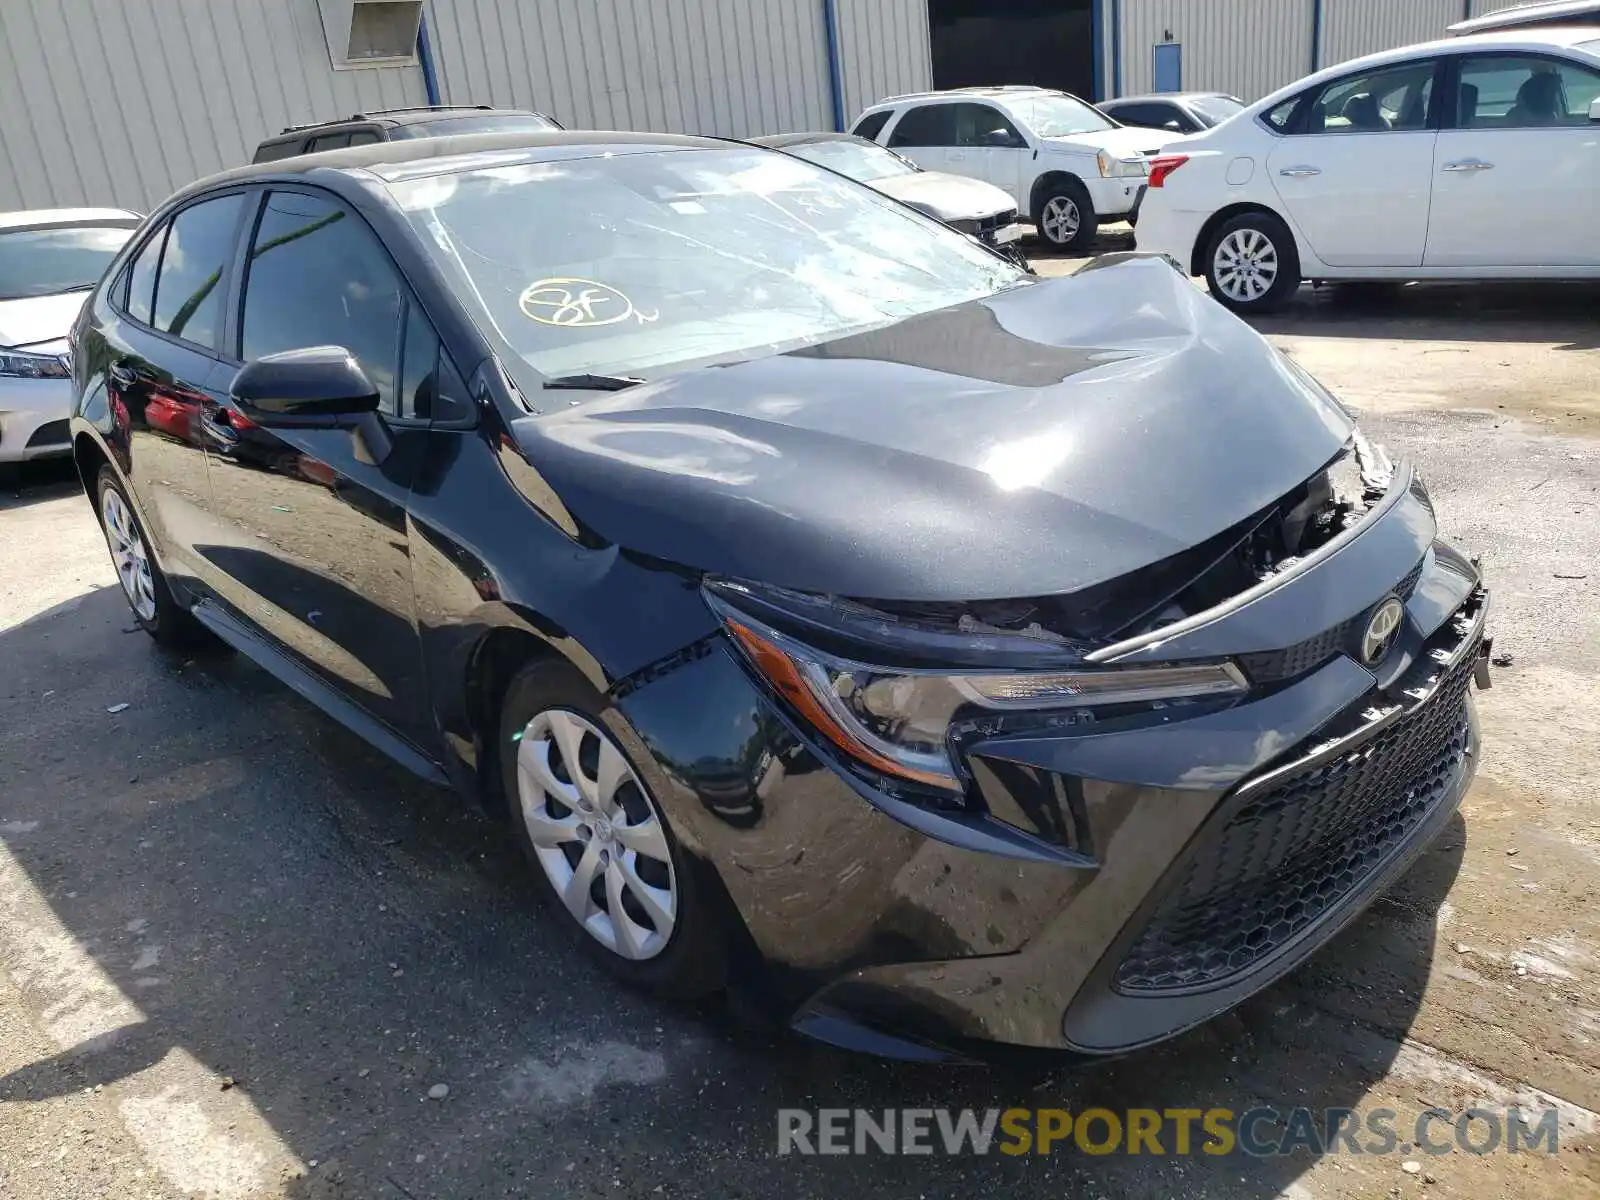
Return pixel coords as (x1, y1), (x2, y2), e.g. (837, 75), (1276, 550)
(423, 0), (909, 137)
(1116, 0), (1316, 101)
(0, 0), (426, 212)
(834, 0), (934, 126)
(1319, 0), (1464, 68)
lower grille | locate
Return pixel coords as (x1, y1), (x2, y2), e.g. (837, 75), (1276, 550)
(26, 419), (70, 448)
(1116, 632), (1477, 995)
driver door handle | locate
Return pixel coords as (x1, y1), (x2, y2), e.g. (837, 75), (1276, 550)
(1443, 159), (1494, 172)
(1277, 166), (1321, 178)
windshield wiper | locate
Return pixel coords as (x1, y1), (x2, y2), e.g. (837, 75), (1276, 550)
(541, 373), (646, 392)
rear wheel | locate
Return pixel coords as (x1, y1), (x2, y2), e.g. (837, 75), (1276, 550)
(1204, 212), (1301, 313)
(499, 658), (725, 999)
(95, 467), (213, 649)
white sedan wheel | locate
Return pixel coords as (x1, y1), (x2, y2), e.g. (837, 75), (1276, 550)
(1213, 227), (1280, 304)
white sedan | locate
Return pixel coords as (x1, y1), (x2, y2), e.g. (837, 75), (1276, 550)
(1135, 26), (1600, 312)
(1, 208), (141, 482)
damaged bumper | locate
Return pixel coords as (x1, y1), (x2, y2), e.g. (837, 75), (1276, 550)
(616, 456), (1487, 1059)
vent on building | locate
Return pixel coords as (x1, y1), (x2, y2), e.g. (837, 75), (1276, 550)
(317, 0), (421, 68)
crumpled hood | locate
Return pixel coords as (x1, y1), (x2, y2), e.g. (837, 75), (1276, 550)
(1046, 124), (1186, 159)
(0, 292), (86, 349)
(511, 260), (1354, 602)
(871, 171), (1017, 222)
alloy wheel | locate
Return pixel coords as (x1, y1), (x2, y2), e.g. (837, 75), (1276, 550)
(514, 709), (678, 960)
(102, 487), (157, 621)
(1214, 228), (1280, 303)
(1041, 196), (1081, 245)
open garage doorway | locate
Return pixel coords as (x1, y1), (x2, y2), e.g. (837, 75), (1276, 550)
(929, 0), (1099, 99)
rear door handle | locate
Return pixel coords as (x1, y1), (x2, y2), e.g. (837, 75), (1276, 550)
(1277, 166), (1321, 178)
(1442, 159), (1494, 172)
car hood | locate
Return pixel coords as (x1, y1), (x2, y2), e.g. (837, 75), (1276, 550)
(511, 260), (1354, 603)
(870, 171), (1017, 221)
(0, 291), (85, 349)
(1045, 125), (1184, 159)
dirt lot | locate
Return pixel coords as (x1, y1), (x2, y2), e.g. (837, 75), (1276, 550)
(2, 249), (1598, 1199)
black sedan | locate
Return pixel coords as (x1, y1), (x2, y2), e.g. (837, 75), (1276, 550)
(1099, 91), (1245, 134)
(68, 131), (1488, 1062)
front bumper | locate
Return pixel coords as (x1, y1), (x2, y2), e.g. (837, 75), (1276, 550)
(1085, 174), (1146, 220)
(0, 376), (73, 462)
(617, 473), (1486, 1058)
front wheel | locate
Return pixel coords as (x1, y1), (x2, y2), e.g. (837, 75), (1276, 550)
(1037, 180), (1097, 251)
(1204, 213), (1301, 313)
(499, 658), (726, 999)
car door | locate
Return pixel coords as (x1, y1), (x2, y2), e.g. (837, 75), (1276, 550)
(194, 187), (436, 746)
(949, 102), (1031, 208)
(98, 191), (251, 573)
(1266, 57), (1442, 267)
(886, 102), (958, 174)
(1425, 52), (1600, 268)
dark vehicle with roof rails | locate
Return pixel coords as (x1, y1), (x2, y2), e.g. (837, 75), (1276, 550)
(251, 104), (562, 162)
(69, 128), (1490, 1063)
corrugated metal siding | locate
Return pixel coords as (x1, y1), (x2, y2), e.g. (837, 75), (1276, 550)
(1468, 0), (1533, 15)
(1116, 0), (1315, 101)
(423, 0), (838, 136)
(0, 0), (426, 212)
(835, 0), (933, 125)
(1320, 0), (1464, 67)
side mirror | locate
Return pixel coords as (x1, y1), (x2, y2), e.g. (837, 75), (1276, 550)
(230, 346), (391, 463)
(1164, 119), (1184, 132)
(231, 346), (379, 423)
(983, 128), (1019, 148)
(1591, 97), (1600, 122)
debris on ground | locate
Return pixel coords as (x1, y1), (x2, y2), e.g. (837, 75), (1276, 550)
(1491, 652), (1514, 667)
(427, 1083), (450, 1100)
(106, 703), (130, 714)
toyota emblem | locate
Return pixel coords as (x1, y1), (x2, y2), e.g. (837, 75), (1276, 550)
(1360, 597), (1406, 666)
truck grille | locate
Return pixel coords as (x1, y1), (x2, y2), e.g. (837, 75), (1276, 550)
(1116, 628), (1477, 995)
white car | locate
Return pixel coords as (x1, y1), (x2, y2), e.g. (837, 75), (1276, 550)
(1135, 27), (1600, 312)
(850, 86), (1175, 250)
(1, 208), (141, 481)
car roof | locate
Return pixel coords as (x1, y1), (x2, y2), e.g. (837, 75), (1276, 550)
(167, 130), (731, 207)
(1248, 25), (1600, 112)
(869, 84), (1060, 108)
(1448, 0), (1600, 35)
(0, 207), (142, 230)
(748, 131), (865, 148)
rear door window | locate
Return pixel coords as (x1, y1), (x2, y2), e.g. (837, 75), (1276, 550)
(888, 104), (957, 147)
(1455, 53), (1600, 127)
(308, 132), (353, 152)
(124, 227), (166, 325)
(151, 193), (246, 350)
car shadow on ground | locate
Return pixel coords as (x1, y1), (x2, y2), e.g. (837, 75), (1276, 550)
(0, 580), (1467, 1197)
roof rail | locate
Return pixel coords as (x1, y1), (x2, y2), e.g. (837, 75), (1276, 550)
(277, 104), (497, 134)
(877, 84), (1049, 104)
(1447, 0), (1600, 33)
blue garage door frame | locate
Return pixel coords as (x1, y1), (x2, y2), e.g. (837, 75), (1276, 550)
(1153, 41), (1182, 92)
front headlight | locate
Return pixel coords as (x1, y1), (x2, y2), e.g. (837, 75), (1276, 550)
(712, 593), (1247, 793)
(0, 349), (70, 380)
(1097, 150), (1148, 179)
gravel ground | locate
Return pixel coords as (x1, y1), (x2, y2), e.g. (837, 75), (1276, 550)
(2, 250), (1598, 1199)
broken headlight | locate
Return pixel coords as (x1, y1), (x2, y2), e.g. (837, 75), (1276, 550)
(708, 584), (1246, 793)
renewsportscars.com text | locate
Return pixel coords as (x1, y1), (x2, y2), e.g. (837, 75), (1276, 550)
(777, 1106), (1562, 1158)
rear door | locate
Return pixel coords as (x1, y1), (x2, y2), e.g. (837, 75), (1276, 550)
(1266, 57), (1442, 267)
(98, 191), (250, 570)
(1425, 52), (1600, 268)
(195, 187), (435, 745)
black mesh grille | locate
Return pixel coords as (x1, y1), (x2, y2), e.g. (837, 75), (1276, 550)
(1239, 560), (1426, 684)
(1116, 639), (1477, 995)
(25, 419), (70, 448)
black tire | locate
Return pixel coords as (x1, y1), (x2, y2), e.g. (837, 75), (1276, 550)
(1036, 179), (1097, 251)
(498, 657), (726, 1000)
(0, 462), (20, 493)
(94, 467), (214, 650)
(1204, 212), (1301, 314)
